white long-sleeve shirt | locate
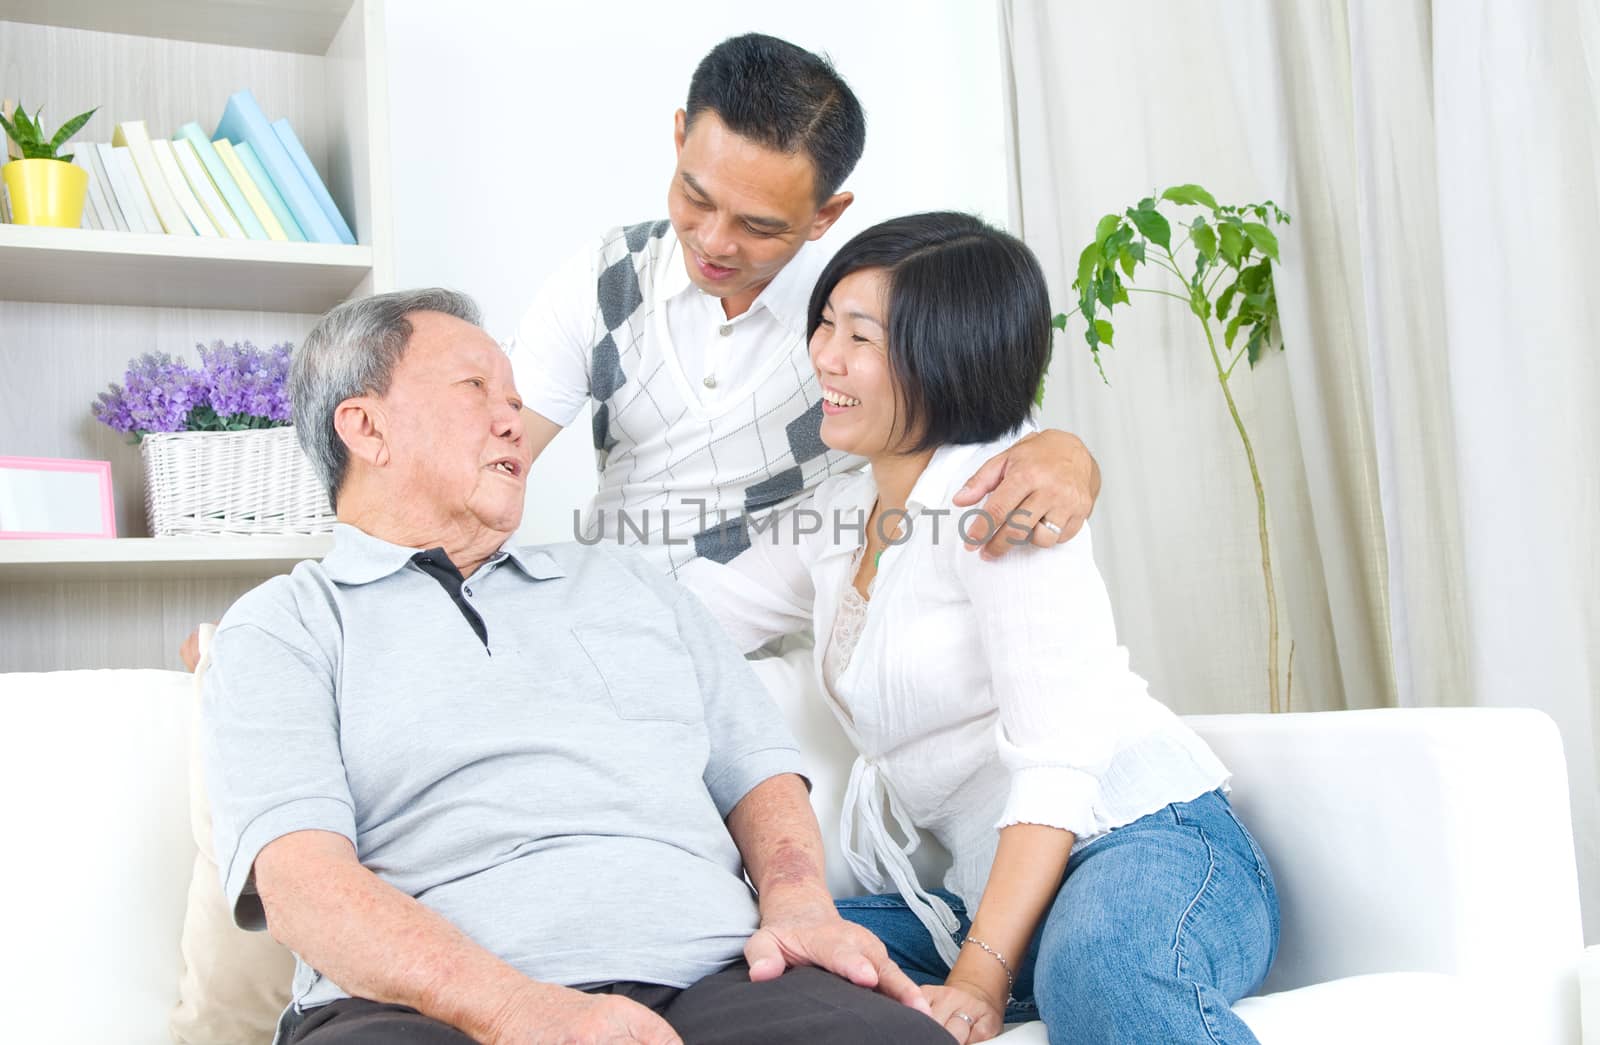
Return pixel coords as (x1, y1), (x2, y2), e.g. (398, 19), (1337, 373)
(679, 431), (1229, 966)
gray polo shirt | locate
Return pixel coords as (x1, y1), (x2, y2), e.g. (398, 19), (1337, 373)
(202, 523), (803, 1014)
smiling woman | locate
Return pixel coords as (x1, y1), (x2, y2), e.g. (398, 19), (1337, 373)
(680, 212), (1277, 1045)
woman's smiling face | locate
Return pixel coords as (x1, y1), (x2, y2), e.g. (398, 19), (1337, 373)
(810, 267), (910, 458)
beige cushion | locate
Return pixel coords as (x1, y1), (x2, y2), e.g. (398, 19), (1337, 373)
(169, 626), (293, 1044)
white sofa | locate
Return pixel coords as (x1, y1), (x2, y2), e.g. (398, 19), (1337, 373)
(1, 666), (1594, 1044)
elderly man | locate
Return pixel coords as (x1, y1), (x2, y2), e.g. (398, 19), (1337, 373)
(201, 289), (948, 1045)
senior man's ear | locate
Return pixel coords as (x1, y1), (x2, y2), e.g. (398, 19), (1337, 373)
(333, 396), (392, 468)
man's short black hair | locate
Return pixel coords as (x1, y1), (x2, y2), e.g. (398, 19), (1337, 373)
(686, 33), (866, 204)
(807, 212), (1052, 453)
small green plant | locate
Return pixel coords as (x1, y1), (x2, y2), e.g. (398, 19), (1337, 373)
(0, 102), (98, 163)
(1052, 185), (1294, 712)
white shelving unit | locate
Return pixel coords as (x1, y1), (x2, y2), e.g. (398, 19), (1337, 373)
(0, 224), (375, 311)
(0, 534), (333, 581)
(0, 0), (391, 669)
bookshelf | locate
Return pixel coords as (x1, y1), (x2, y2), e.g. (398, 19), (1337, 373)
(0, 224), (374, 311)
(0, 534), (333, 581)
(0, 0), (392, 670)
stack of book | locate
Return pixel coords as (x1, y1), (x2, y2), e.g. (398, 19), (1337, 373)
(0, 89), (355, 245)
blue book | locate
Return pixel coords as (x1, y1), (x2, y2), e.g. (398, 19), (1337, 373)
(234, 141), (305, 242)
(214, 89), (339, 244)
(177, 122), (266, 240)
(273, 118), (355, 245)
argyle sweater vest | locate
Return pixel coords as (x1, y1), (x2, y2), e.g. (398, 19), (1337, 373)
(582, 220), (860, 575)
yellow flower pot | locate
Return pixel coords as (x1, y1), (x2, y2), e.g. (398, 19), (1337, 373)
(3, 158), (89, 228)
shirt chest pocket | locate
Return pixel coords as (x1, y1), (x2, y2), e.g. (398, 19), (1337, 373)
(570, 618), (704, 725)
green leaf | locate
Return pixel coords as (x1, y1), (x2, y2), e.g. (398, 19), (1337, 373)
(1112, 280), (1129, 305)
(1217, 279), (1240, 321)
(1119, 249), (1136, 279)
(1218, 222), (1246, 267)
(1051, 313), (1069, 331)
(11, 105), (38, 145)
(1225, 313), (1245, 349)
(1075, 243), (1098, 292)
(1135, 195), (1158, 212)
(1094, 319), (1114, 346)
(1129, 240), (1145, 263)
(1096, 271), (1115, 308)
(47, 107), (97, 156)
(1239, 260), (1272, 293)
(1191, 218), (1217, 260)
(1162, 183), (1219, 209)
(1095, 213), (1121, 245)
(1245, 323), (1268, 367)
(1126, 205), (1171, 250)
(1242, 222), (1280, 261)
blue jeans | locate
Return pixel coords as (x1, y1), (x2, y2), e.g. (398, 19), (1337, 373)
(835, 789), (1279, 1044)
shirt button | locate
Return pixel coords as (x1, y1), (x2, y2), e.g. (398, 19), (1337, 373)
(718, 324), (733, 336)
(463, 587), (473, 597)
(703, 375), (718, 389)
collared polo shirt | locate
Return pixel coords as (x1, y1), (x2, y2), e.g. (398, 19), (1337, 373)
(202, 523), (803, 1017)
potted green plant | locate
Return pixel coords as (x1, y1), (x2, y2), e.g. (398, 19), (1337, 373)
(1053, 185), (1294, 712)
(0, 102), (98, 227)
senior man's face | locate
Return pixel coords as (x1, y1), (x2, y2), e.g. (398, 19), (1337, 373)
(378, 312), (531, 535)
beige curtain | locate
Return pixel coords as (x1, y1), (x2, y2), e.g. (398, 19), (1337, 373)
(1002, 0), (1599, 940)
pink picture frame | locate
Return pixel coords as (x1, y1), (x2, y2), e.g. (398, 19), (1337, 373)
(0, 456), (117, 539)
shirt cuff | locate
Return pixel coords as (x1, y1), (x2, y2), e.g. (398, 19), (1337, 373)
(704, 745), (807, 818)
(995, 765), (1102, 838)
(221, 795), (356, 931)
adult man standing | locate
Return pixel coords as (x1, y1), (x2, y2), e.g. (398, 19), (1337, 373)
(202, 289), (949, 1045)
(507, 33), (1099, 574)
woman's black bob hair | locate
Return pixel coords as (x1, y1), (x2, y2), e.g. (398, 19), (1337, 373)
(806, 211), (1052, 453)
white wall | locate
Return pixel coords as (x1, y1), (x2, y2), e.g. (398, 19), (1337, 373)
(384, 0), (1011, 541)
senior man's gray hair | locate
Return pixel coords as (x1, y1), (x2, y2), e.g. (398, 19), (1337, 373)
(292, 288), (483, 508)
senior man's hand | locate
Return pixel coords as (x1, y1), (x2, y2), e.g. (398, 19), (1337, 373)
(487, 981), (683, 1045)
(953, 428), (1100, 558)
(745, 885), (932, 1016)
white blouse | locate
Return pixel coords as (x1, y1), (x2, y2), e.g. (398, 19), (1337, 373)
(678, 432), (1229, 966)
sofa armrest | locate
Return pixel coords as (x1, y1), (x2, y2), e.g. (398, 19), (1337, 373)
(1187, 708), (1583, 1043)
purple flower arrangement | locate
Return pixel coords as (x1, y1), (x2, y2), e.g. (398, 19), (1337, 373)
(93, 341), (293, 440)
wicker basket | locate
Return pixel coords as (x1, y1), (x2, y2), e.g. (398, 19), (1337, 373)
(141, 426), (335, 536)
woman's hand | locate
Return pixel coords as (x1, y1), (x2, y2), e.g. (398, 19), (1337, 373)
(920, 980), (1005, 1043)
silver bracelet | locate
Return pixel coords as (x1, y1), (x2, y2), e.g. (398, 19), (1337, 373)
(961, 935), (1016, 994)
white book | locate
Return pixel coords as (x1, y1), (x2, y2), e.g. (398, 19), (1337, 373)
(95, 143), (148, 233)
(151, 138), (216, 237)
(86, 143), (129, 232)
(171, 138), (244, 239)
(72, 152), (109, 230)
(112, 120), (194, 236)
(109, 145), (162, 234)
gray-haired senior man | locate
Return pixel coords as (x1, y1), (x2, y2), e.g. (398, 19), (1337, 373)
(201, 289), (947, 1045)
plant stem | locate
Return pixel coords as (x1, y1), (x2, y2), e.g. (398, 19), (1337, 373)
(1223, 344), (1248, 380)
(1129, 287), (1193, 305)
(1197, 306), (1282, 714)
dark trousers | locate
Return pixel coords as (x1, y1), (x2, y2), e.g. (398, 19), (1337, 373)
(287, 961), (948, 1045)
